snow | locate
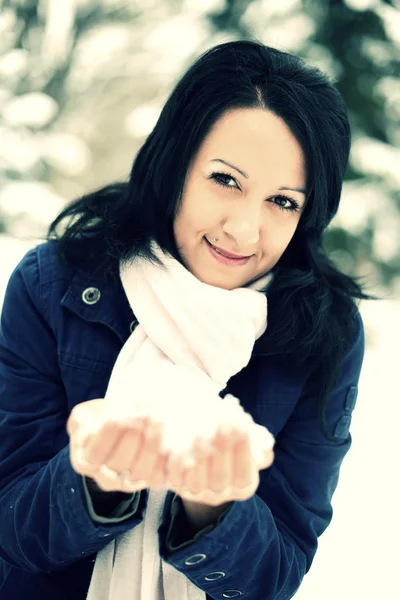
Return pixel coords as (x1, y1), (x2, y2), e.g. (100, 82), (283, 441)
(0, 235), (398, 598)
(2, 92), (59, 128)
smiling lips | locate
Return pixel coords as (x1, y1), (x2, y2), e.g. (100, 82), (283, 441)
(205, 237), (253, 266)
(206, 238), (251, 259)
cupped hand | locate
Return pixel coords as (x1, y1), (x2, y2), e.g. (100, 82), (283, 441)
(67, 399), (274, 502)
(67, 398), (170, 493)
(165, 425), (275, 507)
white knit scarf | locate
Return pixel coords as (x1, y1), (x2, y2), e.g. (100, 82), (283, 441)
(85, 241), (274, 600)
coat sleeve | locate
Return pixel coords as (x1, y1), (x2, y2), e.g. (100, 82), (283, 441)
(158, 312), (365, 600)
(82, 476), (142, 523)
(0, 248), (148, 573)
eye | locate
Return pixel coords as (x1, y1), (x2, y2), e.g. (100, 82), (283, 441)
(270, 195), (301, 213)
(209, 172), (240, 190)
(209, 172), (301, 213)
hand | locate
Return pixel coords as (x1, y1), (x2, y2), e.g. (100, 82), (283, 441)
(165, 425), (275, 507)
(67, 399), (170, 493)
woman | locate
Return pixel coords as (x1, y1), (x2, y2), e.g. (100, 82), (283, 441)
(0, 40), (372, 600)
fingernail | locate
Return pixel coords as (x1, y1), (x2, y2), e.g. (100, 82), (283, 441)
(99, 464), (119, 480)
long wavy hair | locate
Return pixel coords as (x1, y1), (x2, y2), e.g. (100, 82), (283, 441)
(47, 40), (375, 441)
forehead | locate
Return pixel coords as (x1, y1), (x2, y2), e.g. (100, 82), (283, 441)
(197, 108), (306, 183)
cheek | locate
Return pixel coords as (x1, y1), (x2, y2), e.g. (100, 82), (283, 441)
(172, 214), (184, 244)
(173, 202), (207, 247)
(262, 219), (299, 256)
(178, 200), (218, 237)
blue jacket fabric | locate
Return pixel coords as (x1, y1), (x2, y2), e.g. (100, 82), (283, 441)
(0, 240), (365, 600)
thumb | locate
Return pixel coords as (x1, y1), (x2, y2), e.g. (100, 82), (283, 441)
(67, 398), (106, 437)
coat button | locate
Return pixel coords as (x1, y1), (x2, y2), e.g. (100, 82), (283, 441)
(222, 591), (243, 598)
(82, 287), (101, 305)
(204, 571), (226, 581)
(130, 319), (139, 333)
(184, 553), (207, 566)
(345, 385), (358, 412)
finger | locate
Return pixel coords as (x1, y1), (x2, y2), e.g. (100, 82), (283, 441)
(232, 431), (258, 495)
(183, 438), (209, 494)
(128, 421), (163, 482)
(83, 422), (121, 465)
(208, 426), (235, 494)
(69, 444), (95, 477)
(105, 419), (145, 473)
(260, 449), (275, 470)
(90, 469), (128, 493)
(67, 399), (105, 437)
(70, 438), (102, 478)
(149, 452), (170, 490)
(165, 454), (186, 491)
(67, 404), (91, 439)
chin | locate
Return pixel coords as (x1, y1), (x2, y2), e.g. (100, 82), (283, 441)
(196, 271), (249, 290)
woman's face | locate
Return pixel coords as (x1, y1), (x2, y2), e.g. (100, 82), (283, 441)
(173, 108), (307, 290)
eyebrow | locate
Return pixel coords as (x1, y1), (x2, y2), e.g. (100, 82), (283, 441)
(280, 186), (306, 195)
(210, 158), (249, 179)
(209, 158), (306, 195)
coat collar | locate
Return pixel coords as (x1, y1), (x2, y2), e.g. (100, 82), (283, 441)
(60, 264), (135, 345)
(58, 244), (270, 353)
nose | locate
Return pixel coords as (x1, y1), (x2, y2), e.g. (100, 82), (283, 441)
(222, 204), (261, 247)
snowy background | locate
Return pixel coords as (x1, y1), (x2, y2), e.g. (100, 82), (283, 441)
(0, 0), (399, 598)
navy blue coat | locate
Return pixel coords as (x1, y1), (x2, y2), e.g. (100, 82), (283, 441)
(0, 240), (364, 600)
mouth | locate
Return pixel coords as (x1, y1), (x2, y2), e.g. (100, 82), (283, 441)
(205, 237), (253, 266)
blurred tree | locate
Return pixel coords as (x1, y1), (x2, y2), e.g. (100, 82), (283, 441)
(208, 0), (254, 36)
(0, 0), (398, 292)
(301, 0), (400, 290)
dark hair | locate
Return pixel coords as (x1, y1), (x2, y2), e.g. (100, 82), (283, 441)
(47, 40), (376, 442)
